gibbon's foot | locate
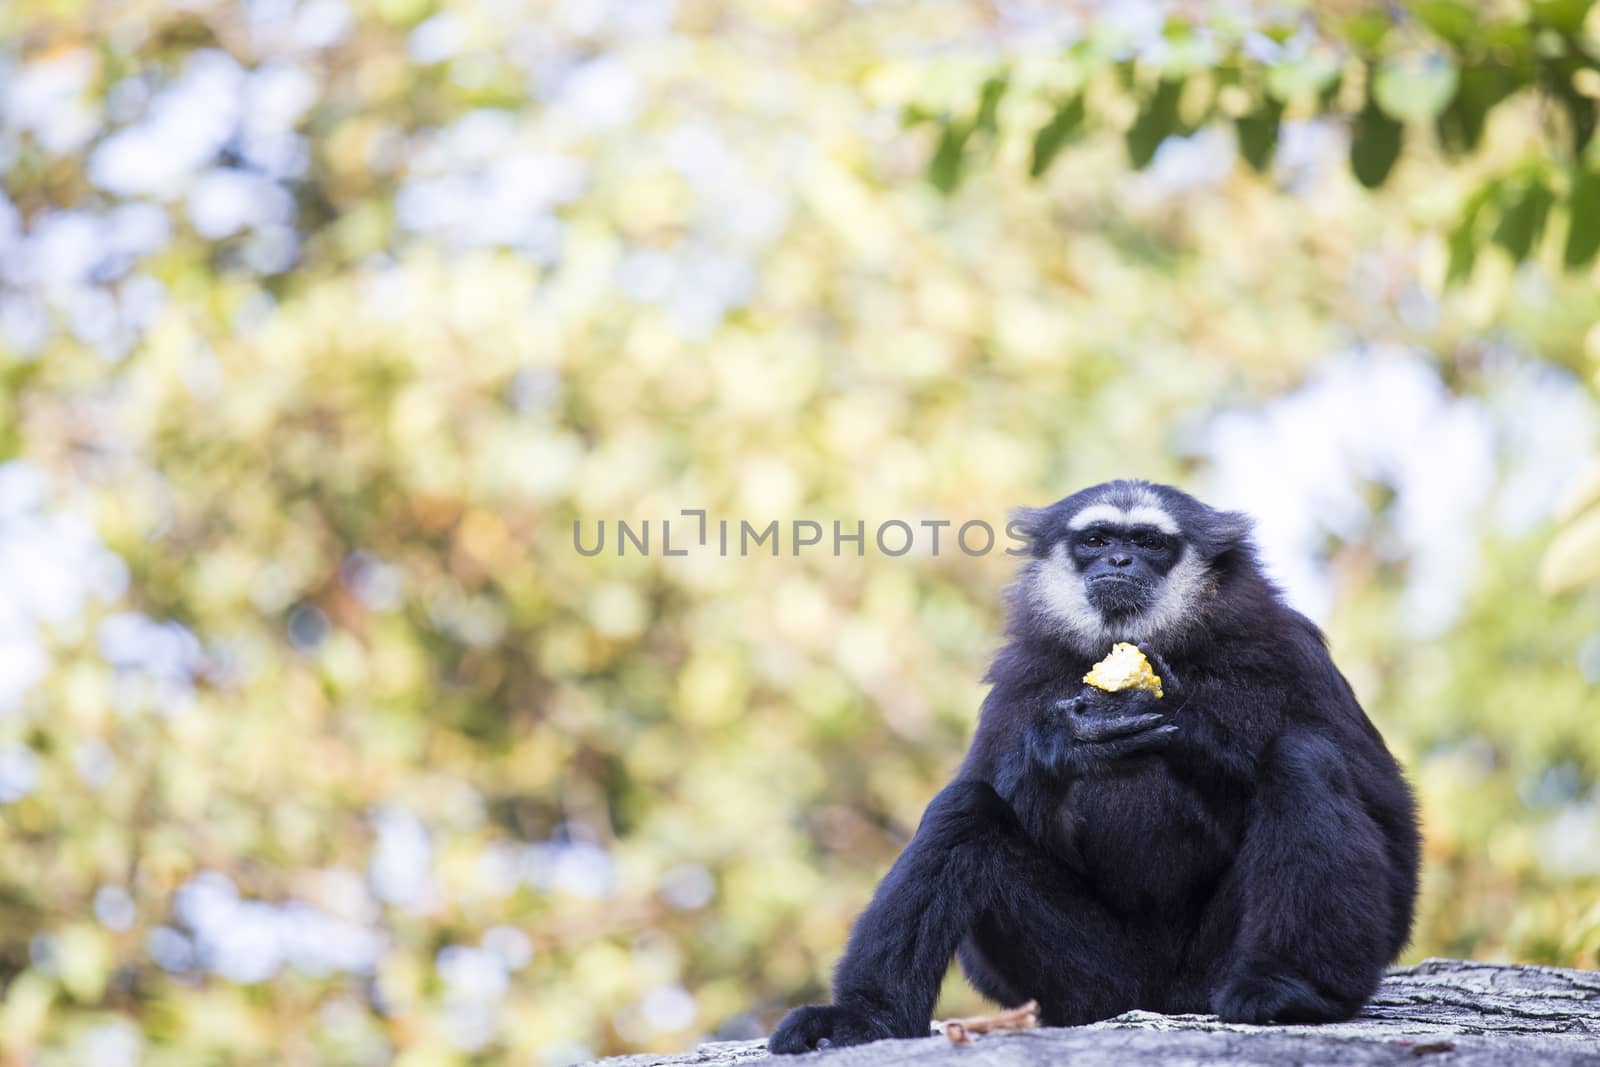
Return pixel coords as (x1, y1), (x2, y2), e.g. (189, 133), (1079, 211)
(1212, 971), (1347, 1025)
(768, 1004), (901, 1054)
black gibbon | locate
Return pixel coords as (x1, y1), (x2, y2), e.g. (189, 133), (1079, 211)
(770, 481), (1419, 1052)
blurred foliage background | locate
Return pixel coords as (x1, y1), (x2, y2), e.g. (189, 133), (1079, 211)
(1, 1), (1599, 1065)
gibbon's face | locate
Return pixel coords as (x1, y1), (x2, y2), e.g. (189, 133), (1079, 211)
(1025, 489), (1213, 649)
(1065, 505), (1182, 618)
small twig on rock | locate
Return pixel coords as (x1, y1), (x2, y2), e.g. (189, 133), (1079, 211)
(940, 1000), (1040, 1046)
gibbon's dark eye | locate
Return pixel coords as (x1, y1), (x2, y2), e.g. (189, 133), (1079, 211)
(1082, 534), (1107, 548)
(1133, 535), (1163, 550)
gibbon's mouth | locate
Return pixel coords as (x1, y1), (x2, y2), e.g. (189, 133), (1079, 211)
(1087, 573), (1143, 586)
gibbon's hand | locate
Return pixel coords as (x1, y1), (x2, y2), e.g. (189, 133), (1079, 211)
(1058, 645), (1185, 748)
(1062, 687), (1177, 748)
(1054, 686), (1177, 756)
(1142, 647), (1184, 700)
(769, 1003), (902, 1054)
(1021, 688), (1176, 780)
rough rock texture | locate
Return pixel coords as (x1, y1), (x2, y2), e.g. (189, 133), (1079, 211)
(590, 959), (1600, 1067)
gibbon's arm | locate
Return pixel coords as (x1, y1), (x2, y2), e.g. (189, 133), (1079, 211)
(769, 780), (1011, 1051)
(768, 779), (1109, 1053)
(1212, 730), (1394, 1024)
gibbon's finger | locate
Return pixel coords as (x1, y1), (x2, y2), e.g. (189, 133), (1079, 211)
(1143, 648), (1182, 694)
(1068, 711), (1167, 742)
(1089, 723), (1181, 761)
(1051, 688), (1157, 718)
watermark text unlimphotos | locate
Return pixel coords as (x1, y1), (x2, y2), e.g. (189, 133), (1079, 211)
(574, 510), (1031, 558)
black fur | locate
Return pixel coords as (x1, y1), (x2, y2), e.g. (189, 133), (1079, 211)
(769, 481), (1420, 1052)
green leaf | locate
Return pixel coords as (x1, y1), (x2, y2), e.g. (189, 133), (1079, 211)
(1265, 52), (1342, 102)
(1235, 98), (1284, 173)
(1341, 11), (1392, 52)
(1318, 72), (1346, 109)
(928, 120), (971, 194)
(1447, 180), (1501, 284)
(973, 72), (1009, 135)
(1446, 217), (1478, 284)
(1563, 170), (1600, 267)
(1374, 52), (1461, 123)
(1436, 65), (1519, 155)
(1557, 85), (1598, 151)
(1479, 21), (1535, 52)
(1030, 95), (1085, 178)
(1531, 0), (1594, 34)
(1125, 78), (1184, 169)
(1351, 101), (1404, 187)
(924, 70), (1008, 194)
(1412, 1), (1478, 46)
(1492, 175), (1556, 261)
(1161, 31), (1221, 77)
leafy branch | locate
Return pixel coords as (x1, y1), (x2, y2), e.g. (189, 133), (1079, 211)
(921, 1), (1600, 280)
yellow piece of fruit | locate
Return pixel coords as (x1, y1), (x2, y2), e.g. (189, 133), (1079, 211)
(1083, 643), (1163, 698)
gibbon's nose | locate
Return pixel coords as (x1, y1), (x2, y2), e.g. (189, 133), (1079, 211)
(1108, 553), (1134, 567)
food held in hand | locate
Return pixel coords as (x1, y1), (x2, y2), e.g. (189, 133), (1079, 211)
(1083, 642), (1163, 698)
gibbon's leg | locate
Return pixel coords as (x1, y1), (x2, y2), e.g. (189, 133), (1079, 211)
(959, 897), (1147, 1028)
(769, 778), (1134, 1052)
(1211, 732), (1394, 1024)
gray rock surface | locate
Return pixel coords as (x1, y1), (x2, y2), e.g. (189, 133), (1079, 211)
(589, 959), (1600, 1067)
